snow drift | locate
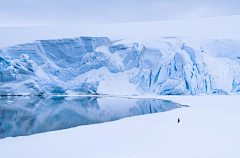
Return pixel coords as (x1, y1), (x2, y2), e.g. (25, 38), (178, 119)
(1, 36), (240, 95)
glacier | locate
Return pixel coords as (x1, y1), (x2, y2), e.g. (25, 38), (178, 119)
(1, 36), (240, 95)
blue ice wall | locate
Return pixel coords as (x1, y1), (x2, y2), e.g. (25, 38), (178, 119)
(1, 37), (240, 95)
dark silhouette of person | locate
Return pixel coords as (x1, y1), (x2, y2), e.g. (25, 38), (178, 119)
(178, 118), (180, 123)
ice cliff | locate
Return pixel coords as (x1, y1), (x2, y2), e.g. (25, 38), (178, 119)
(1, 36), (240, 95)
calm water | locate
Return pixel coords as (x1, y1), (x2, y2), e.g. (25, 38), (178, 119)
(0, 96), (183, 139)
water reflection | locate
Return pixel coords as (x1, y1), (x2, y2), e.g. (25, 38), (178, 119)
(0, 96), (183, 139)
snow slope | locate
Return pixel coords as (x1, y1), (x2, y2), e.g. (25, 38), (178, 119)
(0, 95), (239, 158)
(1, 15), (240, 48)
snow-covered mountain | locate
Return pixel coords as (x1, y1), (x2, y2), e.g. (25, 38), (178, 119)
(1, 36), (240, 95)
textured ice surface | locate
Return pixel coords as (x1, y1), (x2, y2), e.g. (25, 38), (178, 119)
(0, 96), (181, 139)
(1, 37), (240, 95)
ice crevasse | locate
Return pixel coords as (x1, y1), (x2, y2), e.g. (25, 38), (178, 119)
(1, 36), (240, 95)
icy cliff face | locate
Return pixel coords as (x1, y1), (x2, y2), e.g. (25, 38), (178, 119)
(1, 37), (240, 95)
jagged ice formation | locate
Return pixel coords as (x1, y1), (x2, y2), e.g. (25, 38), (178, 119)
(1, 37), (240, 95)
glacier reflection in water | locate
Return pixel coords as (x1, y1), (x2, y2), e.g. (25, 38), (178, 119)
(0, 96), (182, 139)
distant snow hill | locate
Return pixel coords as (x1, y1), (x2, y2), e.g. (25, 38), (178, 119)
(1, 15), (240, 95)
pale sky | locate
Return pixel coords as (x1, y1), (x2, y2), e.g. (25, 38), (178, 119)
(0, 0), (240, 26)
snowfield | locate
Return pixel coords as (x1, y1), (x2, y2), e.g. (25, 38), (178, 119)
(0, 95), (240, 158)
(1, 15), (240, 48)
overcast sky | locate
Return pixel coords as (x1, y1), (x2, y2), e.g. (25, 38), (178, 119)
(1, 0), (240, 26)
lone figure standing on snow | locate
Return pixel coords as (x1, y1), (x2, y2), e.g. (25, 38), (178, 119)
(178, 118), (180, 123)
